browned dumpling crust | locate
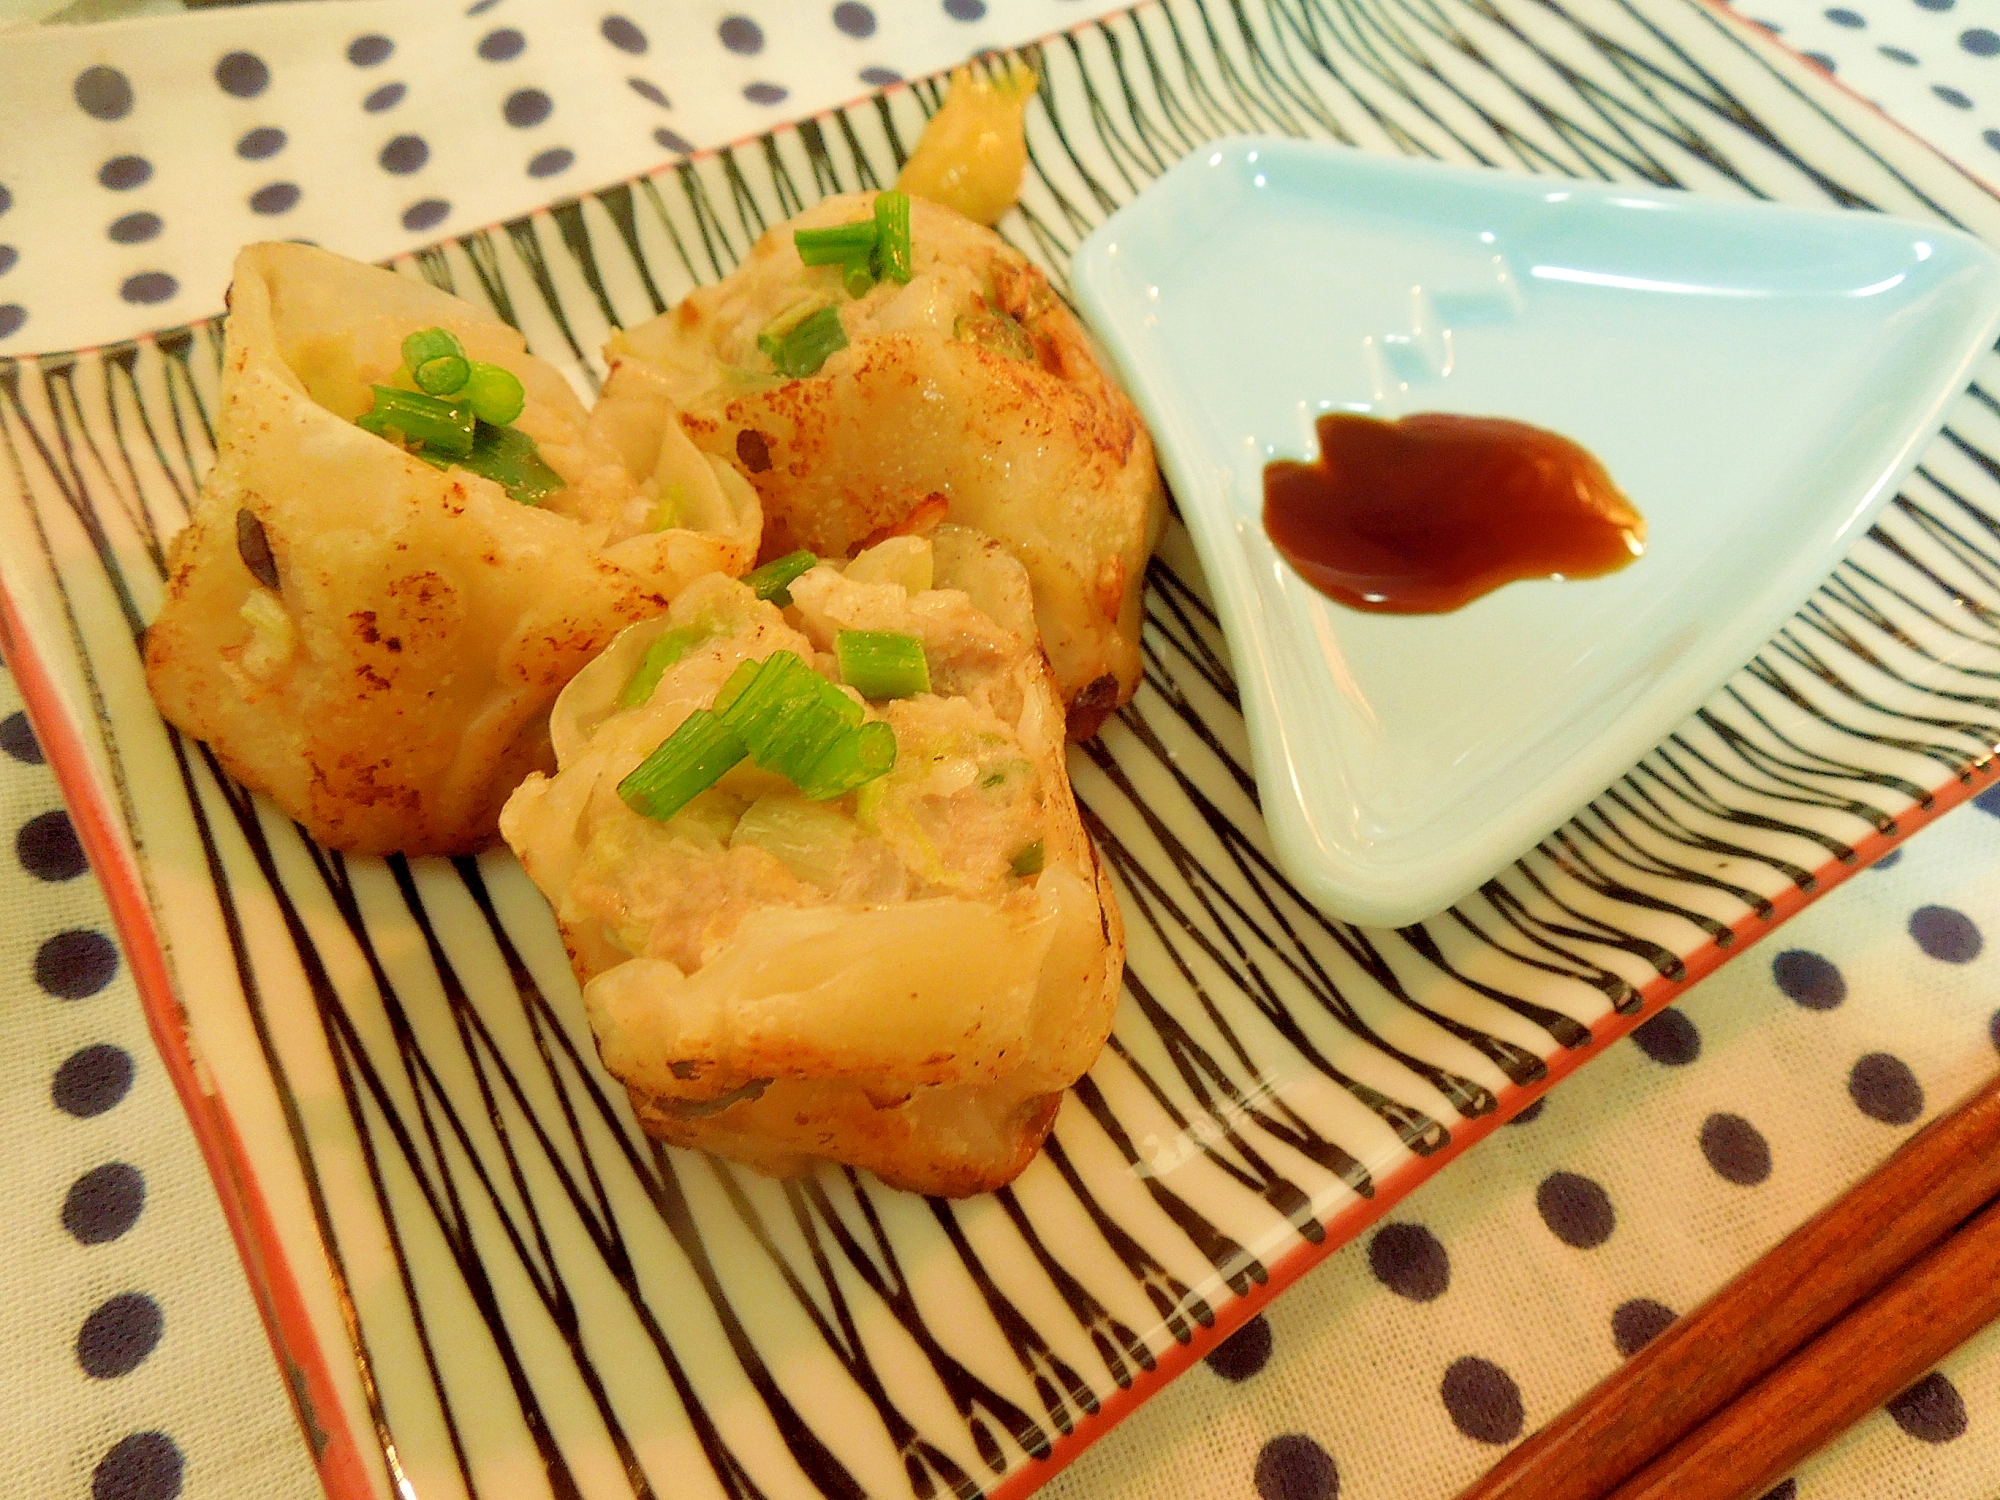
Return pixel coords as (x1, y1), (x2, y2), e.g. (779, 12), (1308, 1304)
(144, 243), (761, 855)
(607, 193), (1165, 740)
(499, 531), (1124, 1196)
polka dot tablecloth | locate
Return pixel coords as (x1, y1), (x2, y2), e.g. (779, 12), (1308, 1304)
(5, 3), (2000, 1500)
(1732, 0), (2000, 191)
(7, 0), (1998, 356)
(0, 0), (1099, 354)
(1036, 805), (2000, 1500)
(0, 668), (321, 1500)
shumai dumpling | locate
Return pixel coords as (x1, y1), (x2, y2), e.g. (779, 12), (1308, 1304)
(499, 528), (1124, 1196)
(144, 243), (761, 855)
(606, 192), (1165, 740)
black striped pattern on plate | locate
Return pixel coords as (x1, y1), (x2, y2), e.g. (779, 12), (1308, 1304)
(5, 2), (2000, 1498)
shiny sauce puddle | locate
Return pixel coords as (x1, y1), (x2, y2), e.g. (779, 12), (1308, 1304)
(1263, 412), (1646, 614)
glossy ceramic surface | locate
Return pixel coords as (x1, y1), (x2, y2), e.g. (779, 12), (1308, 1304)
(1074, 139), (2000, 926)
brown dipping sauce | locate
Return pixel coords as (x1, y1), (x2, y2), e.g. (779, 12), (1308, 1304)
(1262, 412), (1645, 614)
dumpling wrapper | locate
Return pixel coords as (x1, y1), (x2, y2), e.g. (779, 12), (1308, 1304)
(144, 242), (761, 855)
(500, 534), (1124, 1196)
(607, 192), (1165, 739)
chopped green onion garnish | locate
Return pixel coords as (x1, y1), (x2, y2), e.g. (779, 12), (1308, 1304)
(872, 191), (913, 284)
(842, 260), (877, 299)
(401, 326), (464, 371)
(713, 657), (763, 717)
(619, 625), (710, 709)
(359, 346), (554, 504)
(716, 653), (860, 782)
(463, 362), (527, 426)
(410, 422), (563, 505)
(835, 630), (930, 700)
(793, 220), (879, 266)
(358, 385), (476, 457)
(1010, 839), (1046, 877)
(618, 709), (749, 822)
(621, 649), (897, 811)
(414, 354), (471, 396)
(771, 305), (848, 379)
(761, 691), (859, 783)
(711, 651), (886, 799)
(756, 297), (835, 361)
(717, 652), (818, 747)
(828, 683), (865, 728)
(796, 720), (897, 801)
(454, 422), (565, 505)
(742, 549), (818, 607)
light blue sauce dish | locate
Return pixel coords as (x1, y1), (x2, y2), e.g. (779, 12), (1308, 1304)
(1072, 136), (2000, 928)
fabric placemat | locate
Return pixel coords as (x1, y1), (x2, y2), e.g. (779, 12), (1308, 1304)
(0, 0), (1091, 355)
(3, 3), (1999, 1499)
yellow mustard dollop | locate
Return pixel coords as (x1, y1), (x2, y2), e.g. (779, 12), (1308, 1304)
(894, 59), (1039, 226)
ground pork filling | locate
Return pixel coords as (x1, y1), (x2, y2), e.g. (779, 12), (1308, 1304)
(499, 527), (1121, 1195)
(546, 562), (1052, 977)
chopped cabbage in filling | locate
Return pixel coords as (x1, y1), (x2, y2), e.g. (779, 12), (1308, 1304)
(499, 529), (1124, 1196)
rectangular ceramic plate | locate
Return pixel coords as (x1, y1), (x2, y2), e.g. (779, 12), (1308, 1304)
(6, 3), (2000, 1499)
(1072, 140), (2000, 926)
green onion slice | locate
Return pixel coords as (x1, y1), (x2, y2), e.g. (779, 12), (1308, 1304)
(454, 422), (564, 505)
(717, 653), (859, 771)
(463, 362), (527, 426)
(1010, 839), (1046, 877)
(616, 648), (898, 814)
(871, 191), (913, 284)
(835, 630), (930, 700)
(619, 625), (711, 709)
(842, 260), (877, 299)
(796, 720), (897, 801)
(756, 297), (835, 361)
(794, 220), (879, 266)
(359, 353), (556, 504)
(770, 305), (848, 379)
(759, 692), (857, 784)
(716, 652), (817, 749)
(413, 354), (471, 396)
(401, 326), (465, 371)
(359, 385), (477, 457)
(712, 657), (763, 717)
(710, 651), (889, 800)
(618, 709), (749, 822)
(742, 550), (817, 607)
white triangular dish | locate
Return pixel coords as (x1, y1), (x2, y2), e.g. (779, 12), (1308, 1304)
(1074, 137), (2000, 927)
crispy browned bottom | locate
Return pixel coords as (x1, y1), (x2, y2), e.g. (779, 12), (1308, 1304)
(627, 1079), (1066, 1198)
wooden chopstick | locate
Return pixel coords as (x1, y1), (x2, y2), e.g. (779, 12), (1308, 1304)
(1457, 1071), (2000, 1500)
(1606, 1189), (2000, 1500)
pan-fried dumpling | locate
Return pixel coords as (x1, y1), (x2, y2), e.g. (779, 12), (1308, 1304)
(606, 192), (1164, 739)
(144, 243), (761, 855)
(499, 529), (1124, 1196)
